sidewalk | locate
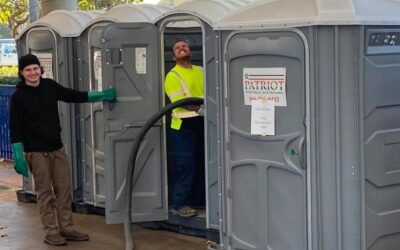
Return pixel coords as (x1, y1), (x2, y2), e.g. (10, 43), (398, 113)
(0, 161), (22, 202)
(0, 165), (207, 250)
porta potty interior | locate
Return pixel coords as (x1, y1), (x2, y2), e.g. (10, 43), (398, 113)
(96, 0), (251, 241)
(16, 10), (99, 201)
(215, 0), (400, 249)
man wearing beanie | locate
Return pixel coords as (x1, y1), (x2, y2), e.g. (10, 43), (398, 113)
(9, 53), (117, 246)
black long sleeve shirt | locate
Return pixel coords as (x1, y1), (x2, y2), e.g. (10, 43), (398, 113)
(9, 78), (88, 152)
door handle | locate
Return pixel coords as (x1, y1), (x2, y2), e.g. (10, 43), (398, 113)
(291, 137), (306, 169)
(107, 86), (115, 111)
(298, 136), (306, 169)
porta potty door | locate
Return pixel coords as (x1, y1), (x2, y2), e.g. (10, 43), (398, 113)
(79, 23), (109, 207)
(364, 28), (400, 250)
(101, 22), (167, 224)
(223, 31), (307, 250)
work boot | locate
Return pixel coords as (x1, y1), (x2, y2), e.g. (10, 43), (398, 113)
(173, 206), (198, 217)
(60, 230), (89, 241)
(44, 233), (67, 246)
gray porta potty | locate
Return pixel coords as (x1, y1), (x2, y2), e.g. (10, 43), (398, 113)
(154, 0), (250, 239)
(214, 0), (400, 249)
(16, 10), (100, 201)
(75, 3), (172, 215)
(96, 0), (250, 240)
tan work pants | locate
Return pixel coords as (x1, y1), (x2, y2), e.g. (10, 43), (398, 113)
(27, 147), (74, 236)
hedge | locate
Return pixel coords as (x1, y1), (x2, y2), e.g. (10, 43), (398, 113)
(0, 66), (18, 85)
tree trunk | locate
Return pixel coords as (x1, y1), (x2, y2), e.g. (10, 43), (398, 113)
(29, 0), (40, 22)
(40, 0), (77, 17)
(159, 0), (185, 5)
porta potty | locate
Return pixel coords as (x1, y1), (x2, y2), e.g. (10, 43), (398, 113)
(16, 10), (100, 200)
(214, 0), (400, 249)
(95, 0), (251, 240)
(75, 3), (172, 212)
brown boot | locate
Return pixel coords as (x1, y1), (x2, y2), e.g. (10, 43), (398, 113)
(60, 230), (89, 241)
(174, 206), (198, 217)
(44, 233), (67, 246)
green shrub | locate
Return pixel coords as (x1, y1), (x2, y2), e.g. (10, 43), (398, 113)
(0, 66), (18, 85)
(0, 77), (19, 85)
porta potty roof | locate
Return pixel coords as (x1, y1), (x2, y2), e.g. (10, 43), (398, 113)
(17, 10), (101, 38)
(87, 3), (172, 24)
(158, 0), (190, 5)
(155, 0), (250, 26)
(217, 0), (400, 30)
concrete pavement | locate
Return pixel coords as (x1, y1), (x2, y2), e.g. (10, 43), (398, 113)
(0, 165), (207, 250)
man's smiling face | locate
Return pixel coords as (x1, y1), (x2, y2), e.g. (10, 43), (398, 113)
(21, 64), (41, 85)
(172, 41), (192, 61)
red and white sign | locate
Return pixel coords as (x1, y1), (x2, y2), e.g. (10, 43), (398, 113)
(34, 53), (54, 79)
(243, 67), (287, 106)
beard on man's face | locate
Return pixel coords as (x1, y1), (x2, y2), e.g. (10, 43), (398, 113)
(175, 53), (191, 62)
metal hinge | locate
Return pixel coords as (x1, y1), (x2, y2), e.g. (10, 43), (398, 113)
(226, 141), (230, 151)
(228, 236), (233, 246)
(303, 116), (309, 127)
(225, 98), (229, 107)
(227, 188), (232, 199)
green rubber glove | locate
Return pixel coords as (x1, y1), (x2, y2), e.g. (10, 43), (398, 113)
(11, 142), (29, 177)
(88, 88), (117, 103)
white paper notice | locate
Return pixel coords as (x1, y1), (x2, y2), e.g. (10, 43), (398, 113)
(243, 67), (287, 106)
(93, 51), (102, 91)
(135, 47), (146, 74)
(34, 53), (54, 79)
(251, 100), (275, 136)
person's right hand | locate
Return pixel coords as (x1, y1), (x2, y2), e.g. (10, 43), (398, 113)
(88, 88), (117, 103)
(196, 105), (205, 116)
(12, 143), (29, 177)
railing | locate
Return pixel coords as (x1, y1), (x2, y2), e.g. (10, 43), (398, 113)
(0, 85), (16, 160)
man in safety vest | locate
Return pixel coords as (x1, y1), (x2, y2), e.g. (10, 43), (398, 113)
(165, 40), (204, 217)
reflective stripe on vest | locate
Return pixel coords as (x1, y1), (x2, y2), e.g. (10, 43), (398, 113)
(170, 70), (199, 119)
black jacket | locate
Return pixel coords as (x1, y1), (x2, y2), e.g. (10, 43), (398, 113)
(9, 78), (88, 152)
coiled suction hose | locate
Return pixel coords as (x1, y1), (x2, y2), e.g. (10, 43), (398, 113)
(124, 97), (204, 250)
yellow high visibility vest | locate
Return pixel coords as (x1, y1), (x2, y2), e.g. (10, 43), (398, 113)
(165, 64), (204, 130)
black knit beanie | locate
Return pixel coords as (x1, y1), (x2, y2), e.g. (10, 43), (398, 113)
(18, 53), (41, 71)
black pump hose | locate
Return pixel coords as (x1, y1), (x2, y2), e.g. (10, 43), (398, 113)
(124, 97), (204, 250)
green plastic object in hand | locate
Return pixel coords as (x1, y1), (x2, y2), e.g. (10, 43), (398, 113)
(88, 88), (117, 103)
(11, 142), (29, 177)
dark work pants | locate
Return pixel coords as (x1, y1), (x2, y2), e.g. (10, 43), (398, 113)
(168, 117), (205, 210)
